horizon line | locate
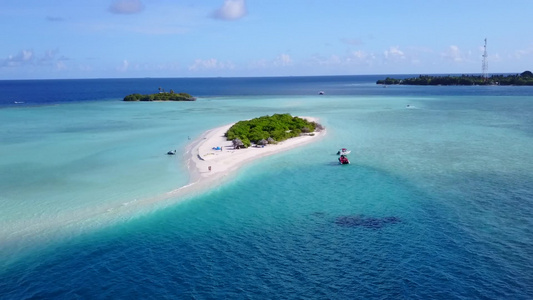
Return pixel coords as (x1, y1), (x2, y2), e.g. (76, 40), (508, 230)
(0, 71), (527, 81)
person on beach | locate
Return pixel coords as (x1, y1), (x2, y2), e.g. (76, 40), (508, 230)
(208, 166), (212, 171)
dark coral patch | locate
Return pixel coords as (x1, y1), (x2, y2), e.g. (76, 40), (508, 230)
(335, 215), (401, 229)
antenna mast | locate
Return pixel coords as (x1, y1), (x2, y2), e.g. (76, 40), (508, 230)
(482, 38), (488, 81)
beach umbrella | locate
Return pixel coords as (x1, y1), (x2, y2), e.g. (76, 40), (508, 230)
(257, 139), (268, 146)
(232, 138), (244, 149)
(267, 137), (276, 144)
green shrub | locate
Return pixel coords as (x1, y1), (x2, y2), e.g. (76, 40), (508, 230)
(225, 114), (321, 148)
(123, 91), (196, 101)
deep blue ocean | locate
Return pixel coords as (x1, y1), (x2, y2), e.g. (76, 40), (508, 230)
(1, 75), (532, 299)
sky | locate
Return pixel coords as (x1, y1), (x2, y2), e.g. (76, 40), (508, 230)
(1, 0), (533, 79)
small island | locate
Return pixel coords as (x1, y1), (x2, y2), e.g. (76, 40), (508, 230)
(377, 71), (533, 86)
(185, 114), (325, 183)
(123, 88), (196, 101)
(225, 113), (324, 148)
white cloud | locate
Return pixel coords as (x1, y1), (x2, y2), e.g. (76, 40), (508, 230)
(109, 0), (145, 15)
(21, 50), (33, 61)
(383, 46), (405, 60)
(212, 0), (247, 20)
(248, 54), (295, 70)
(188, 58), (235, 71)
(117, 60), (130, 72)
(56, 61), (67, 70)
(1, 49), (71, 75)
(513, 45), (533, 59)
(274, 54), (292, 66)
(2, 50), (34, 67)
(349, 50), (372, 61)
(490, 53), (501, 63)
(37, 49), (62, 66)
(325, 55), (342, 65)
(441, 45), (464, 62)
(310, 50), (376, 67)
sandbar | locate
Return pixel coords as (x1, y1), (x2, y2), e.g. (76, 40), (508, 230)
(184, 117), (325, 188)
(0, 117), (325, 254)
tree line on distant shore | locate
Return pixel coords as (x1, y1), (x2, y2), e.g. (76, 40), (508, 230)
(377, 71), (533, 86)
(123, 89), (196, 101)
(225, 113), (324, 148)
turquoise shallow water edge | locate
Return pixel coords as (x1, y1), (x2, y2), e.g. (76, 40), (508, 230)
(0, 77), (532, 299)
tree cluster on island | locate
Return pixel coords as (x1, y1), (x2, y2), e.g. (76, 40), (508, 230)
(225, 113), (324, 148)
(376, 71), (533, 86)
(123, 88), (196, 101)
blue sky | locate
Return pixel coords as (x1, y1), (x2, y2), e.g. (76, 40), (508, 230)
(1, 0), (532, 79)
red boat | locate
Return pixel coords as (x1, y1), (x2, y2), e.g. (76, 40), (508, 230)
(338, 155), (350, 165)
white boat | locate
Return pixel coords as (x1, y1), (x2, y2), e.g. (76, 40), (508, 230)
(336, 148), (351, 155)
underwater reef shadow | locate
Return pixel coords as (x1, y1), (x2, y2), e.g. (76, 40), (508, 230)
(334, 215), (401, 229)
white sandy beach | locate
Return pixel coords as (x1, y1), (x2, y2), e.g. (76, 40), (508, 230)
(184, 117), (325, 187)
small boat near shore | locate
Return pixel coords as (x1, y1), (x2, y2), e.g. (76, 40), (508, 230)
(167, 150), (176, 155)
(336, 148), (351, 155)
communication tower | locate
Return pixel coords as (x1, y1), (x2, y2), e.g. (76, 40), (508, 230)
(482, 38), (488, 80)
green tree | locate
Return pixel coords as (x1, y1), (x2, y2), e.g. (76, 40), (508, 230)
(224, 114), (322, 148)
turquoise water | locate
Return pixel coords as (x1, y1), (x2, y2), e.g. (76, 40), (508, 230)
(1, 78), (532, 299)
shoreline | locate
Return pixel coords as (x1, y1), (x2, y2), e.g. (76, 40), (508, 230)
(183, 116), (326, 190)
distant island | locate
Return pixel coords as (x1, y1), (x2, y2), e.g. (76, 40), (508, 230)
(225, 113), (324, 148)
(377, 71), (533, 86)
(123, 88), (196, 101)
